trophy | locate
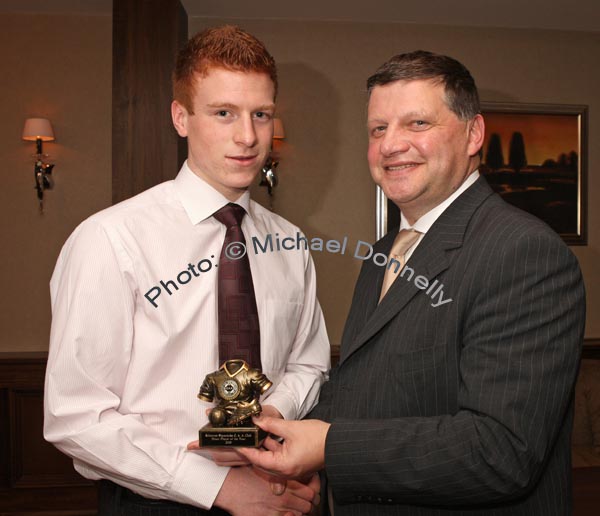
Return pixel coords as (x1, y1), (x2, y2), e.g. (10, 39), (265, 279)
(198, 359), (272, 447)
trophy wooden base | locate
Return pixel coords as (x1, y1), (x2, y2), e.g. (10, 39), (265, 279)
(199, 423), (267, 447)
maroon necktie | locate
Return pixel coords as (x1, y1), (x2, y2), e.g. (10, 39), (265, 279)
(213, 203), (261, 369)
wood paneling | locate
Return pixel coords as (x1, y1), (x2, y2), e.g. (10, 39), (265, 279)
(0, 353), (96, 515)
(573, 466), (600, 516)
(9, 389), (87, 488)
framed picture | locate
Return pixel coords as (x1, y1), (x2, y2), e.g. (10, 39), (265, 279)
(376, 103), (588, 245)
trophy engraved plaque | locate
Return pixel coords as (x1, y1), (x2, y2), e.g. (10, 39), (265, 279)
(198, 359), (272, 447)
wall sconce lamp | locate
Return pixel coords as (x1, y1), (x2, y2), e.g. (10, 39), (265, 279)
(22, 118), (55, 212)
(273, 118), (286, 140)
(260, 118), (286, 196)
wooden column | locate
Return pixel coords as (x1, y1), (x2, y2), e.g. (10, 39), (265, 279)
(112, 0), (188, 203)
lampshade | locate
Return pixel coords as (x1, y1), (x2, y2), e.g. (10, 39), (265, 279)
(22, 118), (55, 141)
(273, 118), (285, 140)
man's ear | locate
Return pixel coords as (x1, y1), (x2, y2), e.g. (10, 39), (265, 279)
(171, 100), (189, 137)
(467, 114), (485, 157)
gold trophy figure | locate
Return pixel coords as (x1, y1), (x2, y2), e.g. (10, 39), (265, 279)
(198, 359), (272, 447)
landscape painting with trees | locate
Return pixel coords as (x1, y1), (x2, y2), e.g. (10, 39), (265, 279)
(480, 103), (587, 245)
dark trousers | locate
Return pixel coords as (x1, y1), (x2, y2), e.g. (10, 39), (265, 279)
(98, 480), (231, 516)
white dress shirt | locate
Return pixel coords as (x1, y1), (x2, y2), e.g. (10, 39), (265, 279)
(401, 171), (480, 261)
(44, 162), (330, 509)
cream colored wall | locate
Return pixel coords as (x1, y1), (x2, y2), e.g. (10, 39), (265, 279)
(190, 18), (600, 343)
(0, 13), (112, 351)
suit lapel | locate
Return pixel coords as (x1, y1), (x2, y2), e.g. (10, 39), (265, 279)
(340, 177), (495, 364)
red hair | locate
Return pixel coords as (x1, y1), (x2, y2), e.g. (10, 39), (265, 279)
(173, 25), (278, 113)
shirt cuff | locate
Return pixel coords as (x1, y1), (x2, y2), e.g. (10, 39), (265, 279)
(262, 391), (297, 421)
(169, 451), (230, 509)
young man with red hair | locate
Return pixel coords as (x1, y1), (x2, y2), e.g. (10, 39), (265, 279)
(45, 26), (328, 516)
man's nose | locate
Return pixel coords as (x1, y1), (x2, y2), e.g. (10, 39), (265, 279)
(380, 126), (410, 156)
(234, 117), (258, 147)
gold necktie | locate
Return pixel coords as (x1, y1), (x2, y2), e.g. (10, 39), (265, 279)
(379, 229), (421, 302)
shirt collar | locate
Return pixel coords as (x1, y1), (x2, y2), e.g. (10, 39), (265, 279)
(173, 161), (252, 225)
(401, 170), (480, 234)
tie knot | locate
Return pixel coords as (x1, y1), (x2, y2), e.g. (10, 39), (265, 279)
(390, 229), (421, 258)
(213, 203), (246, 228)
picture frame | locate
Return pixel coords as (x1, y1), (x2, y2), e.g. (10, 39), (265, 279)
(377, 102), (588, 245)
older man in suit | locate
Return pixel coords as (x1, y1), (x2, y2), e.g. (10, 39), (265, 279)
(240, 50), (586, 515)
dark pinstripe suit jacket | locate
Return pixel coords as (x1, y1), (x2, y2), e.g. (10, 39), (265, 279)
(310, 177), (586, 515)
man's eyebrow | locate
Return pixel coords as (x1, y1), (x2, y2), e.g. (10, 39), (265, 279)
(256, 104), (276, 111)
(367, 110), (429, 124)
(206, 102), (276, 111)
(404, 110), (429, 118)
(206, 102), (237, 110)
